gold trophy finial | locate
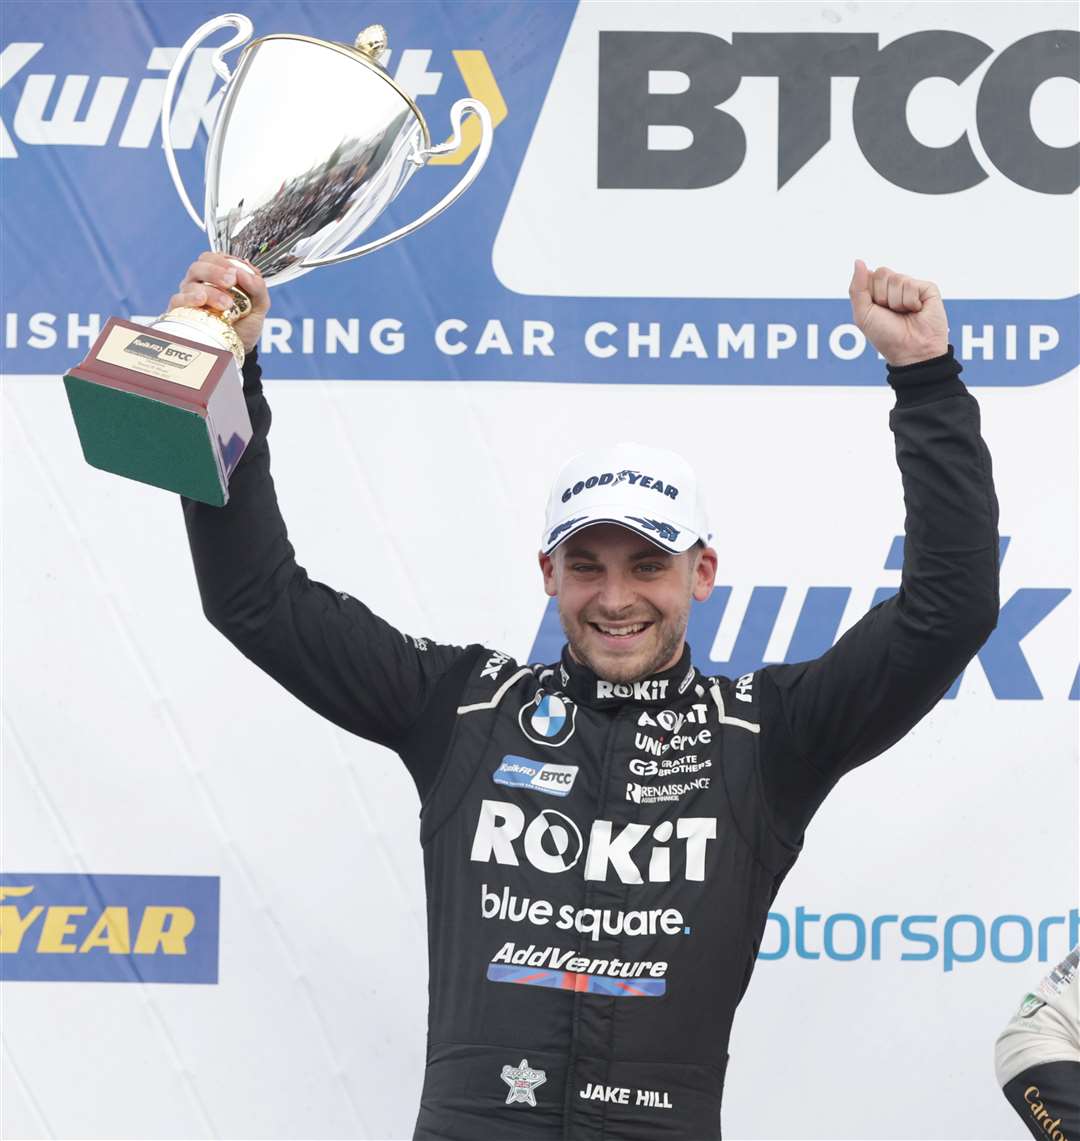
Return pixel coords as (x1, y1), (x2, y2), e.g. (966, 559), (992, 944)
(355, 24), (388, 59)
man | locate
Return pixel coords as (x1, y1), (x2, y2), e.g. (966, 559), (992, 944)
(995, 945), (1080, 1139)
(175, 253), (999, 1140)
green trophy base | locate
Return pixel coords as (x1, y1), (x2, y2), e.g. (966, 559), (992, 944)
(64, 318), (252, 507)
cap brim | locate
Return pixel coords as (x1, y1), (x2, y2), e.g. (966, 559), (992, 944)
(542, 509), (699, 556)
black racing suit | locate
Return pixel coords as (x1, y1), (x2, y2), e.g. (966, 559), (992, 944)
(182, 347), (999, 1140)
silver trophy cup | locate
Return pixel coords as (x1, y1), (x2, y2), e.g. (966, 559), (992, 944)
(158, 13), (493, 363)
(64, 14), (492, 506)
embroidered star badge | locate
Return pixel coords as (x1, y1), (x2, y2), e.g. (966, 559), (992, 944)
(501, 1058), (547, 1106)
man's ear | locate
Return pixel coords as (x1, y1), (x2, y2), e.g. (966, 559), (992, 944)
(692, 545), (718, 603)
(539, 551), (558, 598)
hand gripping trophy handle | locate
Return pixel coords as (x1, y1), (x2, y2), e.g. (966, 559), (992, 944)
(160, 13), (254, 362)
(298, 97), (494, 269)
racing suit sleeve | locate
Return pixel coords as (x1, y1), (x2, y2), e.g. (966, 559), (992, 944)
(757, 346), (1000, 843)
(995, 946), (1080, 1138)
(1001, 1063), (1080, 1139)
(180, 350), (483, 794)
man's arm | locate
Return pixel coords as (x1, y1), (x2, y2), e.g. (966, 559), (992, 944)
(175, 255), (482, 793)
(754, 265), (1000, 842)
(995, 946), (1080, 1138)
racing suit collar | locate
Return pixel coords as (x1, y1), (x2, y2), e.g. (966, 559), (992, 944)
(558, 643), (698, 710)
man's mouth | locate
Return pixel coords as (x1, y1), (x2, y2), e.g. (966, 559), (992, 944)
(588, 621), (653, 645)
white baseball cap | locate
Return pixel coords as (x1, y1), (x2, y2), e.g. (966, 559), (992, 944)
(541, 442), (711, 555)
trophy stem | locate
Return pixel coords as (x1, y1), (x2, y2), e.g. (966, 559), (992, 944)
(153, 285), (251, 367)
(157, 305), (247, 367)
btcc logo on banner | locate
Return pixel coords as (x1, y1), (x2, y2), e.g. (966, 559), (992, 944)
(595, 29), (1075, 194)
(0, 873), (220, 983)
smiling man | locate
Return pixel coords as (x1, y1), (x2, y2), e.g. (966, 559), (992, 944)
(177, 253), (999, 1140)
(539, 445), (717, 687)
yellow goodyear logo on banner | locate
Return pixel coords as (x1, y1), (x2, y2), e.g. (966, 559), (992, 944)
(0, 874), (219, 983)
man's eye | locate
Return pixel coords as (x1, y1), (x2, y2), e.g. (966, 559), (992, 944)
(572, 564), (599, 574)
(637, 564), (663, 573)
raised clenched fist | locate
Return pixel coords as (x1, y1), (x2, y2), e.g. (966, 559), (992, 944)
(168, 252), (270, 354)
(849, 260), (949, 368)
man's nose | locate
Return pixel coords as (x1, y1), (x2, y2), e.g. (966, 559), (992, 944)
(595, 573), (636, 614)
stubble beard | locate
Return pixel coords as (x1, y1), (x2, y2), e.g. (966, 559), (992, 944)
(560, 600), (690, 685)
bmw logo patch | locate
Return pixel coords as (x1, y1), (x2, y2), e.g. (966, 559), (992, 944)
(519, 690), (577, 747)
(532, 694), (566, 736)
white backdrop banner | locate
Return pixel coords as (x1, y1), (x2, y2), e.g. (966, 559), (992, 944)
(2, 1), (1077, 1139)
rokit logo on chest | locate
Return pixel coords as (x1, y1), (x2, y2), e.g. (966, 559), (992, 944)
(596, 678), (669, 701)
(470, 800), (717, 884)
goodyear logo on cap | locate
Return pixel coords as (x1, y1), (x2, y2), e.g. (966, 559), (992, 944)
(0, 873), (220, 983)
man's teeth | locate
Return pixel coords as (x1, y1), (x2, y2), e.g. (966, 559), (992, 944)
(596, 623), (647, 637)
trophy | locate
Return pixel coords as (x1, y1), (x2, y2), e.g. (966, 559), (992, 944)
(64, 14), (493, 506)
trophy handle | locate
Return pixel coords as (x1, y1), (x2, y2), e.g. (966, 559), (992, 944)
(300, 98), (494, 268)
(161, 13), (254, 231)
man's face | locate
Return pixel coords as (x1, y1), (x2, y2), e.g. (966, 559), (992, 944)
(539, 523), (717, 684)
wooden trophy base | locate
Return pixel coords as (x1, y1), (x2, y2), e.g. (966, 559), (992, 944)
(64, 318), (252, 506)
